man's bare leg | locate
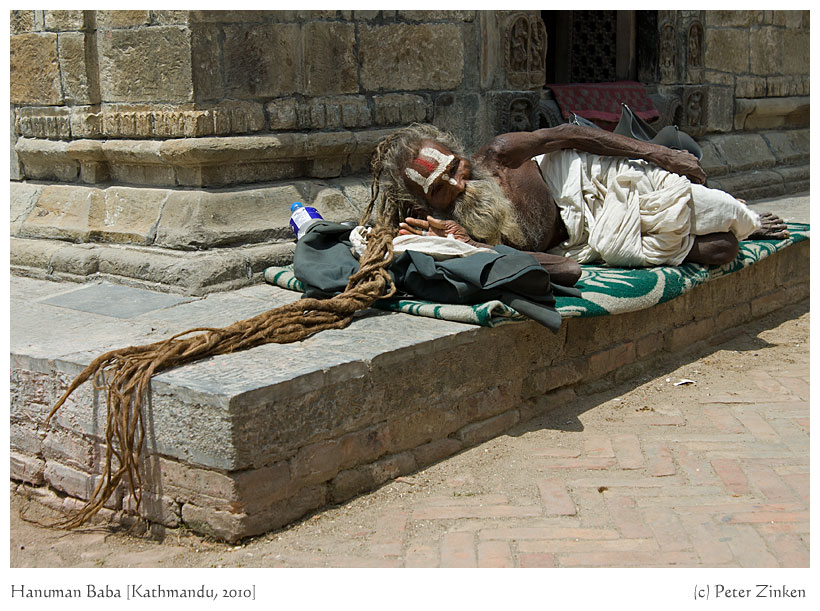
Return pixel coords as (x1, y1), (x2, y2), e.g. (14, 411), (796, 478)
(684, 232), (739, 265)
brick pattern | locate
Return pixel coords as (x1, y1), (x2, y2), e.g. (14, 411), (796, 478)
(10, 249), (810, 543)
(10, 306), (809, 568)
(224, 305), (806, 567)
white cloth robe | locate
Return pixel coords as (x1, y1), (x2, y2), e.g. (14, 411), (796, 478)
(535, 150), (761, 267)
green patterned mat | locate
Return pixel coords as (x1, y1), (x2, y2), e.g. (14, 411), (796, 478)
(264, 223), (809, 327)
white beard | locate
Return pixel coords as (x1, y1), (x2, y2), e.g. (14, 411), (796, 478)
(448, 168), (531, 248)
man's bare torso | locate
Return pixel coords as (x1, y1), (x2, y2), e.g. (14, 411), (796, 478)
(473, 150), (567, 252)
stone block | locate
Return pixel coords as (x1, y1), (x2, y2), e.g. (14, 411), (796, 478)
(635, 331), (664, 359)
(293, 425), (390, 486)
(782, 32), (809, 77)
(360, 23), (464, 91)
(766, 76), (808, 98)
(698, 141), (727, 177)
(304, 22), (358, 95)
(266, 98), (299, 130)
(223, 23), (301, 98)
(774, 165), (810, 195)
(189, 10), (269, 24)
(85, 186), (166, 244)
(772, 10), (810, 29)
(19, 184), (99, 242)
(455, 410), (519, 447)
(211, 101), (266, 135)
(750, 290), (788, 318)
(154, 188), (292, 249)
(665, 318), (715, 352)
(48, 243), (102, 278)
(44, 460), (123, 508)
(10, 421), (45, 456)
(231, 461), (293, 510)
(387, 403), (463, 452)
(735, 76), (767, 99)
(96, 10), (151, 29)
(715, 302), (752, 333)
(45, 10), (86, 31)
(707, 170), (785, 201)
(16, 107), (72, 140)
(750, 27), (783, 75)
(587, 342), (636, 379)
(412, 438), (463, 468)
(11, 452), (46, 486)
(98, 27), (194, 103)
(704, 29), (749, 73)
(10, 33), (62, 105)
(11, 10), (37, 34)
(704, 86), (734, 133)
(42, 428), (96, 472)
(57, 32), (97, 105)
(69, 107), (102, 138)
(397, 10), (475, 22)
(150, 11), (190, 26)
(761, 129), (810, 165)
(190, 23), (223, 102)
(330, 467), (373, 502)
(706, 133), (776, 172)
(9, 237), (63, 273)
(123, 490), (180, 527)
(367, 452), (417, 487)
(704, 10), (756, 28)
(16, 138), (79, 181)
(10, 182), (45, 237)
(372, 93), (429, 125)
(735, 97), (810, 131)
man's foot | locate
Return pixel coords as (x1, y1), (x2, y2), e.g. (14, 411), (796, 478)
(747, 212), (790, 240)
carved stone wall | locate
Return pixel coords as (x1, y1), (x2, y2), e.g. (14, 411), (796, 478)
(9, 10), (550, 292)
(11, 10), (545, 188)
(656, 10), (810, 135)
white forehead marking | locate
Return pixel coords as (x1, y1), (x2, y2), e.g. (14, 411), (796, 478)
(405, 146), (455, 194)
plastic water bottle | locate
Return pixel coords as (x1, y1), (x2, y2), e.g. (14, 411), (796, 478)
(289, 202), (323, 239)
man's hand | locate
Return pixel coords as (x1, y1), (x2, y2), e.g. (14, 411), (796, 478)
(398, 216), (476, 244)
(665, 149), (707, 185)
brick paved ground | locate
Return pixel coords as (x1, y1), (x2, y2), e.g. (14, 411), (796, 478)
(10, 300), (810, 572)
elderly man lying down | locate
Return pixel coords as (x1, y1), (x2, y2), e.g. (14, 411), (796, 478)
(367, 123), (788, 287)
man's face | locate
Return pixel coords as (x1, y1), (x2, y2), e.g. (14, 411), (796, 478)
(402, 139), (471, 211)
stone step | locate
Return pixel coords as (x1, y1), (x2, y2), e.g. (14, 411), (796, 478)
(9, 128), (809, 292)
(9, 195), (809, 541)
(10, 236), (295, 295)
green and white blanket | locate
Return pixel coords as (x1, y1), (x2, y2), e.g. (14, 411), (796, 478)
(264, 223), (809, 327)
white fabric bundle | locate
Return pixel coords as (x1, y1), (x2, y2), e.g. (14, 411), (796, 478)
(536, 150), (760, 267)
(349, 225), (491, 260)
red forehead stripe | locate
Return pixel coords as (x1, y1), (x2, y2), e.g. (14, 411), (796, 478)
(409, 156), (437, 175)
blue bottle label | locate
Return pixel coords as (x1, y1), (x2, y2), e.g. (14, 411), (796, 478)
(290, 206), (323, 236)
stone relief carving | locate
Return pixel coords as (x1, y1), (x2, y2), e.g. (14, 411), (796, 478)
(684, 89), (704, 127)
(659, 22), (676, 82)
(687, 22), (703, 68)
(506, 98), (534, 132)
(505, 13), (547, 90)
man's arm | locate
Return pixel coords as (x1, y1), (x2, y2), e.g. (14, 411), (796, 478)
(475, 123), (706, 184)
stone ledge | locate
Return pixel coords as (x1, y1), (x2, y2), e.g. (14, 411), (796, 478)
(12, 177), (369, 249)
(10, 237), (295, 296)
(14, 129), (396, 186)
(9, 238), (810, 541)
(734, 96), (810, 130)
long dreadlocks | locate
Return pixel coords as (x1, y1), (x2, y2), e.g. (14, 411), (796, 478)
(37, 127), (461, 529)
